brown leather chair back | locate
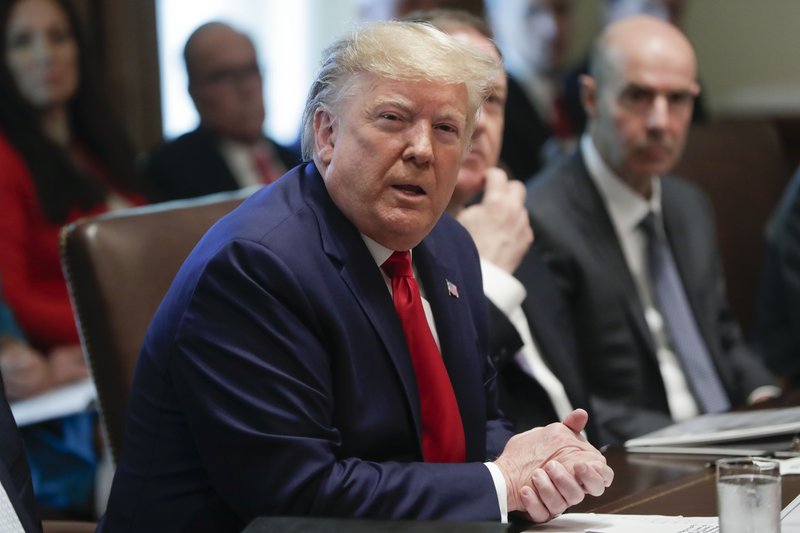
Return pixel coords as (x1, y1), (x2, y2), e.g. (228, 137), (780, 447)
(60, 190), (249, 461)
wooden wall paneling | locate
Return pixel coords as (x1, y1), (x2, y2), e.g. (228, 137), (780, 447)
(87, 0), (163, 155)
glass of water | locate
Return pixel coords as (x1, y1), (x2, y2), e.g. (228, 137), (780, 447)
(716, 457), (781, 533)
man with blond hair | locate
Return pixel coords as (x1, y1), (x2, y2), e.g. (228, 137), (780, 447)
(100, 21), (611, 531)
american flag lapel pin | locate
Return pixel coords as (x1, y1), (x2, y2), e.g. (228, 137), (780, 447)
(446, 279), (459, 299)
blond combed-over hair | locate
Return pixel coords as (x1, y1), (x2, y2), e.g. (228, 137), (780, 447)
(300, 20), (499, 160)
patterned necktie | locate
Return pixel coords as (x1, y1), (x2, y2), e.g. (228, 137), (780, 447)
(381, 251), (466, 462)
(641, 212), (730, 414)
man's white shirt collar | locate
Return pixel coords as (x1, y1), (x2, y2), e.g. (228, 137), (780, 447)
(581, 134), (661, 234)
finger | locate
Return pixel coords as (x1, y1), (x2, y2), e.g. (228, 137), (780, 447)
(506, 179), (527, 206)
(543, 461), (585, 507)
(519, 484), (551, 523)
(482, 167), (509, 203)
(561, 408), (588, 434)
(575, 462), (607, 496)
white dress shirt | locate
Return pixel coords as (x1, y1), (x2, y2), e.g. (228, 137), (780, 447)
(481, 259), (575, 421)
(581, 135), (701, 421)
(362, 236), (508, 522)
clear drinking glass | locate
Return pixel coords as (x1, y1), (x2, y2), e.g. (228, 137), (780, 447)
(716, 457), (781, 533)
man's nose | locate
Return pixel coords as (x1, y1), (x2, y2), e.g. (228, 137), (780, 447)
(404, 122), (434, 164)
(646, 95), (669, 131)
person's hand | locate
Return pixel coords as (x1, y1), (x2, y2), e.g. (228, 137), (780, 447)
(456, 167), (533, 274)
(493, 409), (614, 523)
(48, 345), (89, 387)
(0, 338), (53, 400)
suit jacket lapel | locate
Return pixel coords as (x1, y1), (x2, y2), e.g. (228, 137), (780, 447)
(567, 153), (656, 356)
(301, 165), (424, 446)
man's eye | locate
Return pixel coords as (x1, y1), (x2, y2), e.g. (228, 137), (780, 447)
(380, 113), (399, 121)
(436, 124), (458, 135)
(627, 88), (651, 102)
(668, 92), (694, 107)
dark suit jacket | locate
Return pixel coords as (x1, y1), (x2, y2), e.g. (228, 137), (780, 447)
(500, 75), (552, 183)
(144, 127), (302, 201)
(99, 163), (514, 532)
(756, 165), (800, 381)
(486, 245), (597, 443)
(526, 150), (774, 445)
(0, 374), (41, 533)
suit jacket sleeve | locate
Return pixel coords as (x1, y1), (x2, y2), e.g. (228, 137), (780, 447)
(169, 239), (505, 522)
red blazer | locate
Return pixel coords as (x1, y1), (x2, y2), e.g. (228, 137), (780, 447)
(0, 131), (144, 350)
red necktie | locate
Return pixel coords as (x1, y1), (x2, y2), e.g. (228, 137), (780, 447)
(381, 251), (466, 463)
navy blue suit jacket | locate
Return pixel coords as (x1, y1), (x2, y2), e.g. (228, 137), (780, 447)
(100, 163), (514, 532)
(0, 374), (41, 533)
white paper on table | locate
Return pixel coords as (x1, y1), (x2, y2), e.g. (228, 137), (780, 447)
(781, 456), (800, 475)
(521, 513), (718, 533)
(782, 493), (800, 532)
(9, 378), (96, 426)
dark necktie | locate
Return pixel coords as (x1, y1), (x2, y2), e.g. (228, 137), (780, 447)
(381, 251), (466, 462)
(641, 212), (730, 414)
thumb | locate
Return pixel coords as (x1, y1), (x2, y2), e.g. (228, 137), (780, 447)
(481, 166), (509, 203)
(562, 408), (588, 434)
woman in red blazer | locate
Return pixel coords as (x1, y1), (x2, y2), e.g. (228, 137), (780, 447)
(0, 0), (149, 517)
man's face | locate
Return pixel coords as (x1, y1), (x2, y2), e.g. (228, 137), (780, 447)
(188, 28), (264, 143)
(315, 75), (471, 251)
(585, 39), (698, 185)
(447, 27), (507, 209)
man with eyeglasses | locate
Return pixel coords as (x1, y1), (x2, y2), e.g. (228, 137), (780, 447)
(145, 22), (300, 201)
(526, 15), (778, 445)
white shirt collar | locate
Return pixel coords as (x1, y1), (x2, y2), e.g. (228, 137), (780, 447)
(361, 235), (405, 268)
(581, 134), (662, 235)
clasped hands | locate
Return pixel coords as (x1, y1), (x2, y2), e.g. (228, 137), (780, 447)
(493, 409), (613, 523)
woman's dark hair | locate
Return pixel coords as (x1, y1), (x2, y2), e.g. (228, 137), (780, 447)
(0, 0), (145, 222)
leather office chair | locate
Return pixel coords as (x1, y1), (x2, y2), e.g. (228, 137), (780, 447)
(60, 190), (250, 463)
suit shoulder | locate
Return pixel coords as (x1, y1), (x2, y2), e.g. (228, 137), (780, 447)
(147, 130), (215, 162)
(525, 153), (583, 218)
(662, 175), (713, 212)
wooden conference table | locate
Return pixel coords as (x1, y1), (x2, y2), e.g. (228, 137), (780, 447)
(246, 395), (800, 531)
(571, 445), (800, 517)
(574, 389), (800, 517)
(244, 446), (800, 532)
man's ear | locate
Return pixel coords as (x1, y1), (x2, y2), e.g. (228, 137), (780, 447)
(579, 74), (598, 120)
(314, 107), (337, 166)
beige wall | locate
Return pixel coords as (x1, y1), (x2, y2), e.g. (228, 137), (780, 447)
(567, 0), (800, 118)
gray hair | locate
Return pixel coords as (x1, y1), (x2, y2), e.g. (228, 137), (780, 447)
(300, 20), (499, 161)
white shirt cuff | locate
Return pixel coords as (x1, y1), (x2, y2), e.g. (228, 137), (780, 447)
(747, 385), (782, 404)
(484, 462), (508, 523)
(480, 259), (526, 317)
